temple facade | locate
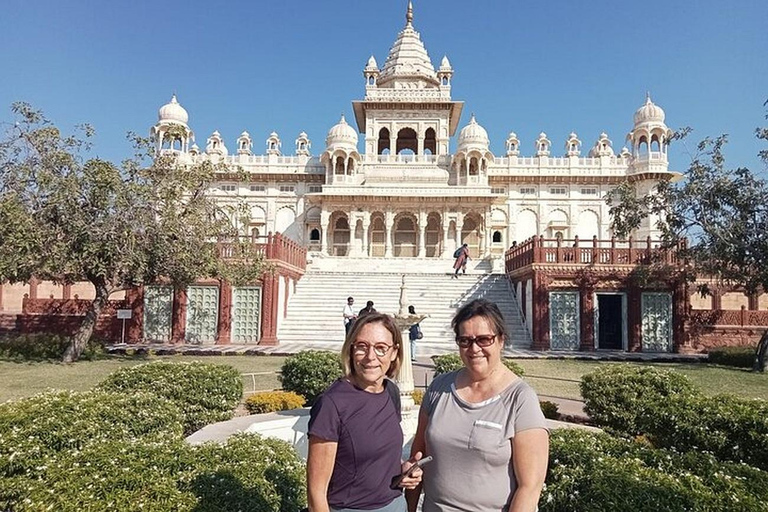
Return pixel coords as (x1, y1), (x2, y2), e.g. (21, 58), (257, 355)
(149, 3), (677, 265)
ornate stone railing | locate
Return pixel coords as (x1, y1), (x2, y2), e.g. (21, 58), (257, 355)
(690, 308), (768, 327)
(505, 235), (682, 273)
(22, 298), (127, 316)
(219, 232), (307, 271)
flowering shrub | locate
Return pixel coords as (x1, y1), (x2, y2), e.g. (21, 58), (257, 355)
(98, 361), (242, 434)
(541, 429), (768, 511)
(0, 390), (183, 505)
(412, 389), (425, 405)
(7, 433), (306, 512)
(432, 353), (525, 376)
(279, 350), (342, 405)
(708, 346), (756, 369)
(245, 390), (306, 414)
(639, 393), (768, 471)
(580, 365), (696, 435)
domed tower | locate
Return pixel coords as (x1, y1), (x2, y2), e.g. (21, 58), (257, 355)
(588, 133), (614, 157)
(322, 115), (361, 185)
(266, 132), (282, 156)
(535, 132), (551, 157)
(565, 132), (581, 157)
(627, 94), (673, 165)
(364, 55), (379, 89)
(295, 132), (311, 156)
(454, 115), (493, 186)
(150, 94), (194, 155)
(505, 132), (520, 156)
(237, 131), (252, 156)
(205, 130), (228, 159)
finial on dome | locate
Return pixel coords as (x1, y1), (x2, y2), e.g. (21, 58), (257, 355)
(340, 114), (346, 123)
(470, 113), (476, 123)
(406, 1), (413, 26)
(170, 94), (178, 103)
(646, 91), (652, 103)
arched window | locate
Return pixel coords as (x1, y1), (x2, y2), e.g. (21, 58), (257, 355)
(469, 157), (479, 175)
(396, 127), (418, 154)
(310, 228), (320, 242)
(424, 127), (437, 155)
(638, 136), (649, 155)
(334, 156), (345, 174)
(378, 128), (390, 155)
(492, 231), (502, 243)
(347, 157), (355, 172)
(651, 135), (661, 152)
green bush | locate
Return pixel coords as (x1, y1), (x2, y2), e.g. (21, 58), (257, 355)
(540, 400), (559, 419)
(0, 389), (183, 494)
(5, 433), (306, 512)
(580, 365), (696, 435)
(0, 332), (104, 361)
(245, 390), (306, 414)
(542, 429), (768, 512)
(708, 346), (756, 368)
(639, 393), (768, 471)
(279, 350), (342, 405)
(432, 353), (526, 376)
(98, 361), (242, 435)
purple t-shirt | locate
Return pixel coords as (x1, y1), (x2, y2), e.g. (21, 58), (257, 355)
(309, 378), (403, 510)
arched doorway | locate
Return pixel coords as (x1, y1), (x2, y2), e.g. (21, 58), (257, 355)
(462, 214), (483, 258)
(369, 214), (386, 257)
(332, 214), (350, 256)
(425, 212), (442, 257)
(396, 128), (418, 155)
(393, 215), (417, 257)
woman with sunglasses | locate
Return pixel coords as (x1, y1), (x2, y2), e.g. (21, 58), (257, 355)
(406, 299), (549, 512)
(308, 313), (424, 512)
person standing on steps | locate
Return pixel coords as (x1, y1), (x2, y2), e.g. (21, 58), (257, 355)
(358, 300), (377, 319)
(452, 243), (471, 278)
(407, 305), (422, 362)
(343, 296), (357, 336)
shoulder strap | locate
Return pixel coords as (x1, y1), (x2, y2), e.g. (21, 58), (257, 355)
(386, 379), (401, 420)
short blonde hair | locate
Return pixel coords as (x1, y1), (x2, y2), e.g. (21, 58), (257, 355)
(341, 313), (403, 379)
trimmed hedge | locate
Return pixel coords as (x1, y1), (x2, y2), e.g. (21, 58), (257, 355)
(542, 429), (768, 512)
(245, 390), (306, 414)
(540, 400), (559, 419)
(6, 434), (306, 512)
(580, 365), (696, 435)
(98, 361), (243, 435)
(280, 350), (343, 405)
(432, 353), (526, 377)
(0, 332), (104, 361)
(708, 346), (756, 369)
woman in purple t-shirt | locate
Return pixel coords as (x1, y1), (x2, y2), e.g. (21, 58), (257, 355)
(307, 313), (424, 512)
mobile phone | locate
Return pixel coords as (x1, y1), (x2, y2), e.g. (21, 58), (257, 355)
(390, 456), (433, 489)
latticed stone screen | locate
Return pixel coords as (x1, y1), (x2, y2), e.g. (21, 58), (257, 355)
(231, 286), (261, 343)
(143, 285), (173, 342)
(549, 291), (580, 350)
(185, 286), (219, 344)
(641, 292), (672, 352)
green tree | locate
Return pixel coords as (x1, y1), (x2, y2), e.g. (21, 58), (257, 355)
(0, 103), (264, 362)
(607, 102), (768, 370)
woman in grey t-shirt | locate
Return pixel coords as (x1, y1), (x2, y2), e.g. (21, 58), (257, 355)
(406, 299), (549, 512)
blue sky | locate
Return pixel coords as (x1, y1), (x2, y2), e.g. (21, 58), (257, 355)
(1, 0), (766, 172)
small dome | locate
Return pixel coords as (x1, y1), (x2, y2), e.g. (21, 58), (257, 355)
(439, 55), (452, 70)
(365, 55), (379, 70)
(240, 130), (250, 137)
(507, 132), (518, 139)
(325, 115), (358, 147)
(158, 94), (188, 125)
(633, 94), (666, 125)
(458, 114), (489, 149)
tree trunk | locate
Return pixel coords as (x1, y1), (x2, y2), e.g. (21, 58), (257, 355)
(753, 328), (768, 373)
(62, 280), (110, 363)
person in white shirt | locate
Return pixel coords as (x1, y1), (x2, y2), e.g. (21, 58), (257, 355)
(343, 296), (357, 336)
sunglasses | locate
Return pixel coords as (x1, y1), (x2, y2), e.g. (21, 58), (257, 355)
(455, 334), (497, 348)
(353, 342), (395, 358)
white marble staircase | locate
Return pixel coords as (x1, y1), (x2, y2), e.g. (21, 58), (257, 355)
(277, 267), (531, 355)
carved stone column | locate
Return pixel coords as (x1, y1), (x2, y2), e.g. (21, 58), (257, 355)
(385, 210), (395, 258)
(417, 210), (427, 258)
(441, 216), (451, 258)
(483, 209), (493, 256)
(455, 212), (464, 248)
(531, 271), (551, 351)
(320, 209), (331, 255)
(362, 212), (371, 257)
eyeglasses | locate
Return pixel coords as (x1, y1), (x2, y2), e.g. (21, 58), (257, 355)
(455, 335), (497, 348)
(353, 342), (394, 358)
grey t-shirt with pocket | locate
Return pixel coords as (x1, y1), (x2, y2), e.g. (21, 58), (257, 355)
(422, 370), (547, 512)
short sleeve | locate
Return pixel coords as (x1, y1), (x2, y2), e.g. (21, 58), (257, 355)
(308, 393), (341, 442)
(511, 384), (548, 436)
(422, 372), (453, 417)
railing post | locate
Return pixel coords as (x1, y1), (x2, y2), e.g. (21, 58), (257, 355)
(628, 236), (635, 263)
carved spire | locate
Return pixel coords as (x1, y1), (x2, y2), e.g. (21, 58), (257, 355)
(406, 1), (413, 27)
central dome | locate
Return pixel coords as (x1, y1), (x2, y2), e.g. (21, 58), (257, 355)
(633, 95), (666, 125)
(325, 115), (358, 147)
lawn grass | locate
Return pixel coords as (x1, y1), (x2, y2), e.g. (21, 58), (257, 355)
(0, 354), (286, 403)
(513, 358), (768, 401)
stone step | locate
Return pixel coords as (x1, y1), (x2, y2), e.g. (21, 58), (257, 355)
(277, 271), (531, 352)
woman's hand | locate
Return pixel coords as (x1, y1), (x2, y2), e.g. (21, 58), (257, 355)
(398, 451), (424, 489)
